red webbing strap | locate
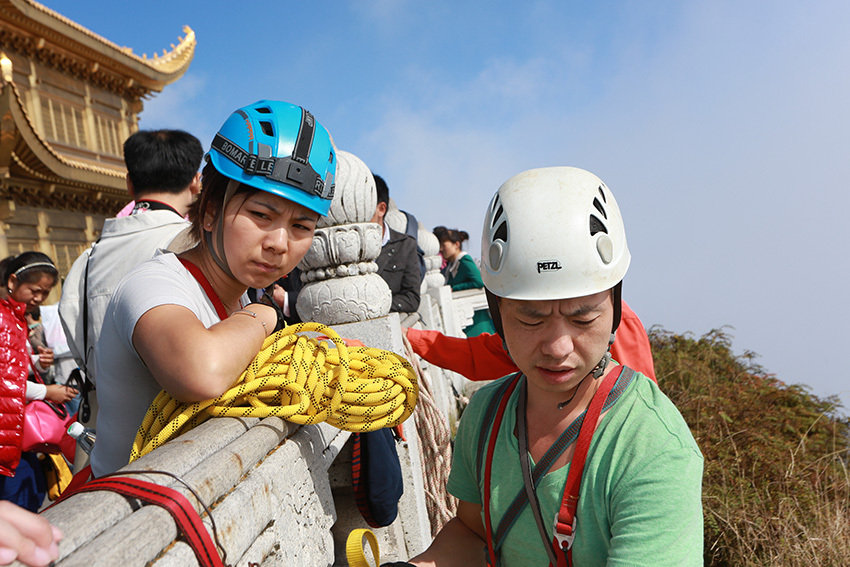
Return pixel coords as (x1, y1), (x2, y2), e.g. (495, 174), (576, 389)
(351, 432), (378, 527)
(178, 257), (228, 320)
(56, 464), (92, 503)
(552, 367), (623, 567)
(483, 375), (521, 567)
(72, 476), (224, 567)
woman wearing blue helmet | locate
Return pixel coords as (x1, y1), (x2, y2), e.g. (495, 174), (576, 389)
(90, 101), (336, 476)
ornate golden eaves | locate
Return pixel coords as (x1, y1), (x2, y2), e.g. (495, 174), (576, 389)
(0, 76), (128, 214)
(0, 0), (195, 98)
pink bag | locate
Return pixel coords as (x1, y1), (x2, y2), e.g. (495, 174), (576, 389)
(22, 399), (76, 462)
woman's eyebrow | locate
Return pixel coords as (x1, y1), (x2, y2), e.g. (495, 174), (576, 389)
(247, 197), (280, 214)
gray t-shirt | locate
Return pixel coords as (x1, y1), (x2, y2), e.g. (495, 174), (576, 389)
(90, 252), (221, 477)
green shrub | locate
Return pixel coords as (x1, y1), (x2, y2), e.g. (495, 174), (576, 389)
(651, 327), (849, 567)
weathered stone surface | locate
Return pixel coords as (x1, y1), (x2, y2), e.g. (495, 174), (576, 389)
(320, 150), (376, 228)
(297, 273), (391, 325)
(300, 223), (382, 273)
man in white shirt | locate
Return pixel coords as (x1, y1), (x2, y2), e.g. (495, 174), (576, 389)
(59, 130), (202, 445)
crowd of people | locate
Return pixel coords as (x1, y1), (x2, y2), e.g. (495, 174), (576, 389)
(0, 98), (703, 566)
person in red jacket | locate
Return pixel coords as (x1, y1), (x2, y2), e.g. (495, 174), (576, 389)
(0, 253), (77, 511)
(406, 299), (656, 383)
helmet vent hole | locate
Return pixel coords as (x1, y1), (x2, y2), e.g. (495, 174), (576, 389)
(256, 107), (272, 114)
(593, 197), (607, 219)
(260, 121), (274, 136)
(598, 185), (607, 202)
(493, 220), (508, 243)
(589, 214), (608, 236)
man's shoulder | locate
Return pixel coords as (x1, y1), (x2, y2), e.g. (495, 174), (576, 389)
(100, 211), (187, 238)
(94, 216), (188, 260)
(607, 372), (702, 456)
(387, 228), (416, 245)
(464, 373), (521, 421)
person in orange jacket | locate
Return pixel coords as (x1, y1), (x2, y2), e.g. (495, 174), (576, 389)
(406, 299), (656, 383)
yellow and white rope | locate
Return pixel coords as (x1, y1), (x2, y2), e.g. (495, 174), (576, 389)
(130, 322), (418, 462)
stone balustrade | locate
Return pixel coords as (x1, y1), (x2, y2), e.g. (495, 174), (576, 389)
(27, 149), (492, 567)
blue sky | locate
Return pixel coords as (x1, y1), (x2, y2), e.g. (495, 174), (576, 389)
(50, 1), (850, 414)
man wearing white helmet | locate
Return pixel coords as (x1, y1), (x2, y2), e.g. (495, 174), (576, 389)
(399, 167), (703, 566)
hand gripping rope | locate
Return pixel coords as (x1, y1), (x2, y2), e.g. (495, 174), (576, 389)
(130, 322), (418, 462)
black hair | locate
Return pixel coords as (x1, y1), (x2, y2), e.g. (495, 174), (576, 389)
(373, 173), (389, 205)
(441, 228), (469, 244)
(123, 129), (204, 195)
(187, 162), (258, 245)
(432, 226), (449, 241)
(1, 252), (58, 287)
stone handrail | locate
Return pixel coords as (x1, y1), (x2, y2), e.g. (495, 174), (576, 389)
(30, 147), (490, 566)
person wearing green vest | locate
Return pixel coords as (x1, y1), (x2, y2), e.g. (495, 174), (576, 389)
(389, 167), (703, 567)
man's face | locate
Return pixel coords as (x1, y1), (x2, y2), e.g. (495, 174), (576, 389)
(500, 291), (613, 396)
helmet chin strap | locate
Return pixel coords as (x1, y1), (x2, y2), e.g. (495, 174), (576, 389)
(591, 331), (617, 379)
(204, 179), (240, 281)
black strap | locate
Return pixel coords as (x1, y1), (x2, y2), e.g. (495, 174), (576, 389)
(209, 108), (332, 200)
(132, 200), (182, 216)
(517, 381), (560, 566)
(77, 240), (99, 422)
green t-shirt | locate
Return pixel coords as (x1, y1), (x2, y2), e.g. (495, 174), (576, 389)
(447, 370), (704, 566)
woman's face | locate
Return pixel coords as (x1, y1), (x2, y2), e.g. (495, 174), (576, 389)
(210, 191), (319, 289)
(8, 273), (56, 308)
(440, 239), (461, 261)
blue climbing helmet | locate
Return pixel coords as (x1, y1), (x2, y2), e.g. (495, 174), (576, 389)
(207, 100), (336, 216)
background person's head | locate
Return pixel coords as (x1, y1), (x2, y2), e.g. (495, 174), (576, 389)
(481, 167), (630, 382)
(432, 225), (449, 242)
(190, 100), (336, 287)
(438, 229), (469, 262)
(370, 173), (389, 226)
(123, 129), (204, 197)
(0, 252), (58, 308)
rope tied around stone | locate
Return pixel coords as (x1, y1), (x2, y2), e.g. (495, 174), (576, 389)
(131, 322), (418, 462)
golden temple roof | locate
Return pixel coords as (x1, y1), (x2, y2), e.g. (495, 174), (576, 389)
(0, 0), (195, 92)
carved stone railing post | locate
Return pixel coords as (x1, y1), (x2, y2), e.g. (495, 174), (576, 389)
(296, 150), (390, 325)
(419, 228), (444, 294)
(293, 150), (432, 562)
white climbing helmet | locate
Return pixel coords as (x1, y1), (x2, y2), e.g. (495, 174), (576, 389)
(481, 166), (630, 301)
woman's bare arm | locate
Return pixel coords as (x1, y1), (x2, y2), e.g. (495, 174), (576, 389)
(132, 303), (277, 402)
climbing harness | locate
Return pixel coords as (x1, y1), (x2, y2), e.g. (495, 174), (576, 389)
(480, 366), (635, 566)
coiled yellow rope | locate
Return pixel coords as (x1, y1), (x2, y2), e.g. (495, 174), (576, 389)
(130, 322), (418, 462)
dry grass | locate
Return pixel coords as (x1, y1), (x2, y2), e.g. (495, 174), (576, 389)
(650, 327), (850, 566)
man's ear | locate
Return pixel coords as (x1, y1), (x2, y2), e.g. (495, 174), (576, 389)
(125, 173), (136, 198)
(189, 172), (202, 196)
(370, 201), (388, 224)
